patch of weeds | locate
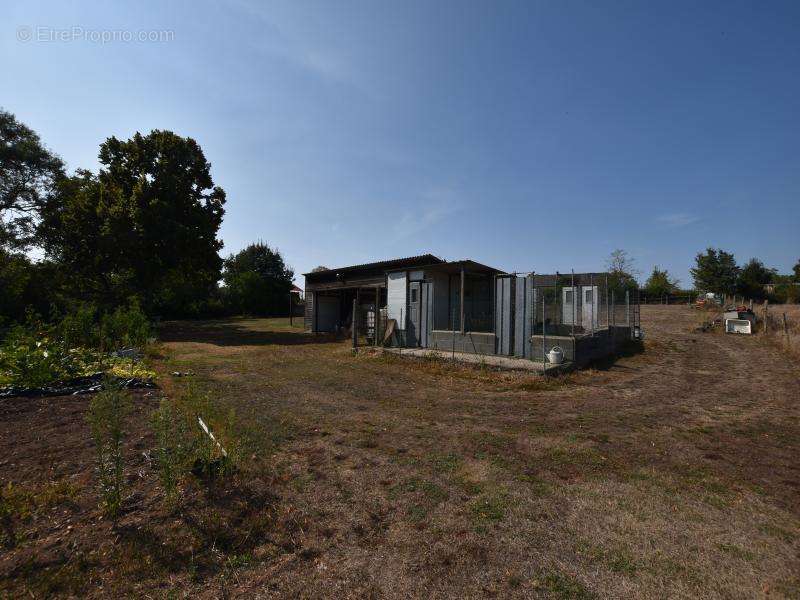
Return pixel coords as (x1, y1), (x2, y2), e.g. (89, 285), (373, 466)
(716, 542), (755, 562)
(453, 474), (483, 496)
(543, 446), (610, 477)
(0, 480), (79, 548)
(17, 553), (96, 598)
(151, 397), (192, 507)
(576, 540), (638, 576)
(758, 522), (797, 543)
(469, 493), (507, 523)
(607, 549), (638, 575)
(178, 383), (242, 479)
(513, 375), (572, 392)
(393, 478), (449, 505)
(0, 483), (32, 548)
(86, 380), (131, 519)
(290, 472), (315, 493)
(508, 573), (524, 588)
(225, 552), (253, 569)
(356, 433), (379, 449)
(515, 471), (552, 496)
(430, 452), (462, 474)
(535, 571), (594, 599)
(407, 504), (429, 522)
(468, 430), (514, 457)
(679, 466), (733, 509)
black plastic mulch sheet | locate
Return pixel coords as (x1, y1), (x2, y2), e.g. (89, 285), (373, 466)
(0, 372), (156, 399)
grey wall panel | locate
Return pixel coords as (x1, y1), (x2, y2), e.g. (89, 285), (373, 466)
(514, 276), (527, 357)
(305, 292), (314, 332)
(316, 296), (339, 332)
(432, 272), (449, 330)
(524, 275), (533, 358)
(495, 276), (513, 355)
(420, 281), (434, 347)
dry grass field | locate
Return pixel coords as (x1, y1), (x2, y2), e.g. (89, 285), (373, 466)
(1, 305), (799, 598)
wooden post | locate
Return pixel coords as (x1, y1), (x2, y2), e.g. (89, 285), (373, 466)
(764, 300), (769, 335)
(352, 298), (358, 349)
(460, 266), (465, 334)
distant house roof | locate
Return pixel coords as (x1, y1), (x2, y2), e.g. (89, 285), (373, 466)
(290, 284), (303, 293)
(303, 254), (444, 278)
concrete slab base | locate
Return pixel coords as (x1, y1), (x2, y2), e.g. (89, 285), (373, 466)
(379, 347), (573, 374)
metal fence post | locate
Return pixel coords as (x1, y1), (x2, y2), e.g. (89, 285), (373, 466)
(451, 311), (456, 361)
(399, 307), (403, 354)
(374, 286), (380, 346)
(571, 270), (576, 338)
(625, 290), (630, 335)
(542, 278), (547, 367)
(590, 273), (595, 336)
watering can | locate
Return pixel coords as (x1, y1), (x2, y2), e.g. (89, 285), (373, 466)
(547, 346), (564, 365)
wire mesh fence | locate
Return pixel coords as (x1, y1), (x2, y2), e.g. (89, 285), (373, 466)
(351, 271), (642, 368)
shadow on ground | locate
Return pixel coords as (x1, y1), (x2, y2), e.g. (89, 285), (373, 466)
(158, 320), (341, 347)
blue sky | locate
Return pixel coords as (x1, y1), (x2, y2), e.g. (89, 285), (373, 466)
(3, 0), (799, 287)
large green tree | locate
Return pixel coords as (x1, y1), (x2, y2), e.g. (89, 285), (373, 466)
(690, 248), (739, 294)
(223, 242), (294, 316)
(40, 130), (225, 315)
(793, 259), (800, 283)
(0, 109), (64, 250)
(644, 266), (679, 298)
(736, 258), (776, 300)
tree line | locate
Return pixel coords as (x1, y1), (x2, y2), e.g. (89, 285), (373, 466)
(608, 249), (800, 303)
(0, 109), (296, 328)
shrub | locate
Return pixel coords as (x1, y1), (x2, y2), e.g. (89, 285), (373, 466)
(0, 319), (84, 387)
(59, 303), (99, 349)
(151, 398), (191, 506)
(100, 301), (152, 352)
(86, 382), (131, 519)
(179, 384), (240, 479)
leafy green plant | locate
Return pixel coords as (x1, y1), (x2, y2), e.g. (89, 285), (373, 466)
(179, 384), (240, 479)
(100, 301), (152, 352)
(0, 321), (84, 387)
(0, 304), (155, 388)
(86, 382), (131, 519)
(59, 303), (99, 349)
(151, 398), (190, 506)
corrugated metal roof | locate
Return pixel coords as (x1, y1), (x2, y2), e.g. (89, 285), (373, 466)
(303, 253), (444, 277)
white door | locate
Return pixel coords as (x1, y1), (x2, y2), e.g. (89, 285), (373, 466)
(562, 286), (598, 329)
(582, 286), (599, 330)
(562, 287), (576, 325)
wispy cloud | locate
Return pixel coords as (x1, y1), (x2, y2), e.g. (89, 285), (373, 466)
(656, 213), (701, 228)
(231, 0), (363, 89)
(392, 187), (461, 240)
